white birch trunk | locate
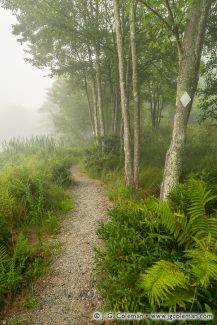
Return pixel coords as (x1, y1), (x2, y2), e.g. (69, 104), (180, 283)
(160, 0), (212, 200)
(113, 0), (133, 186)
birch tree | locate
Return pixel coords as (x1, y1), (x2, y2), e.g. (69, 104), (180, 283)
(139, 0), (213, 200)
(113, 0), (134, 186)
(130, 0), (140, 189)
(160, 0), (213, 200)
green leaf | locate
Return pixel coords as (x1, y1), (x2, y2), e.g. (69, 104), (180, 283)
(139, 260), (188, 306)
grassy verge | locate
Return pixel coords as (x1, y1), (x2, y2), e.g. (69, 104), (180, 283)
(0, 137), (77, 313)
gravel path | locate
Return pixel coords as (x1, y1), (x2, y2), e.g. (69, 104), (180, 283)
(4, 166), (112, 325)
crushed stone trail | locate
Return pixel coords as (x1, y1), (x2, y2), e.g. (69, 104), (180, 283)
(6, 166), (112, 325)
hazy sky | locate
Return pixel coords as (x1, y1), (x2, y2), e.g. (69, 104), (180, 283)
(0, 7), (53, 139)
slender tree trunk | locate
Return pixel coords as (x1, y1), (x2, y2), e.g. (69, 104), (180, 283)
(160, 0), (212, 201)
(130, 1), (140, 189)
(95, 50), (105, 137)
(92, 76), (99, 138)
(126, 47), (132, 109)
(111, 85), (116, 134)
(83, 72), (95, 134)
(108, 65), (116, 135)
(149, 81), (163, 130)
(113, 0), (133, 187)
(113, 85), (120, 135)
(157, 95), (164, 129)
(87, 45), (100, 139)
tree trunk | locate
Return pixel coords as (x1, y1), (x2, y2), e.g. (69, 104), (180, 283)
(160, 0), (212, 201)
(113, 85), (120, 135)
(130, 1), (140, 189)
(87, 45), (100, 139)
(113, 0), (133, 187)
(83, 71), (95, 134)
(92, 76), (99, 138)
(149, 82), (163, 130)
(108, 65), (116, 135)
(95, 50), (105, 137)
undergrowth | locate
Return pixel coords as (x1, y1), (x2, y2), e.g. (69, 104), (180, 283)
(86, 129), (217, 323)
(83, 127), (217, 204)
(0, 137), (76, 310)
(96, 177), (217, 322)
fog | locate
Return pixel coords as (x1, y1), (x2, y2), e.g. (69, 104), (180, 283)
(0, 7), (53, 141)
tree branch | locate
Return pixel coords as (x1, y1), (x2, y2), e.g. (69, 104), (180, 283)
(138, 0), (184, 60)
(165, 0), (175, 23)
(138, 0), (173, 33)
(164, 0), (184, 60)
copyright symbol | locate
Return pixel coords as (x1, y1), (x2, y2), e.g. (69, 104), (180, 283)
(93, 311), (103, 320)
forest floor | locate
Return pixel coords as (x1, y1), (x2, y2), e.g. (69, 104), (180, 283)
(4, 166), (112, 325)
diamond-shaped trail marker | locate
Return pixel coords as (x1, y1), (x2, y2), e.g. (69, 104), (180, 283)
(180, 91), (191, 107)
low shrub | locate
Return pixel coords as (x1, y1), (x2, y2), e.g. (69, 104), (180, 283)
(83, 136), (122, 177)
(96, 178), (217, 319)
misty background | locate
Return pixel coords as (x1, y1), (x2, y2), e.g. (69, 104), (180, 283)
(0, 7), (53, 141)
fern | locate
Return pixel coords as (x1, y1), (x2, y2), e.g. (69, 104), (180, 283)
(0, 243), (10, 295)
(185, 247), (217, 288)
(155, 201), (177, 234)
(188, 179), (217, 221)
(6, 233), (31, 293)
(162, 288), (196, 312)
(153, 180), (217, 248)
(138, 180), (217, 309)
(0, 244), (9, 269)
(139, 260), (188, 306)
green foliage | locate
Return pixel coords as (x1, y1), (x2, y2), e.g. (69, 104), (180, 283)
(0, 137), (74, 307)
(184, 127), (217, 174)
(96, 178), (217, 315)
(26, 257), (48, 279)
(0, 233), (31, 299)
(24, 294), (38, 309)
(96, 204), (176, 312)
(84, 128), (217, 206)
(83, 136), (122, 177)
(8, 316), (32, 325)
(101, 170), (133, 203)
(199, 2), (217, 122)
(139, 166), (163, 196)
(139, 260), (188, 307)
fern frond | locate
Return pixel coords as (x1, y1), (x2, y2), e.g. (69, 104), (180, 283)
(192, 218), (217, 242)
(6, 233), (31, 293)
(0, 244), (10, 272)
(139, 260), (188, 306)
(0, 243), (10, 295)
(151, 200), (177, 234)
(12, 233), (31, 266)
(175, 180), (217, 247)
(177, 220), (193, 247)
(162, 288), (195, 312)
(188, 180), (217, 220)
(185, 248), (217, 287)
(0, 244), (9, 263)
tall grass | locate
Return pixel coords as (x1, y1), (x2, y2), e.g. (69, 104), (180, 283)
(0, 137), (76, 308)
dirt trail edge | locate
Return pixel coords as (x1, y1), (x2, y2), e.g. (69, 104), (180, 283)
(6, 166), (112, 325)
